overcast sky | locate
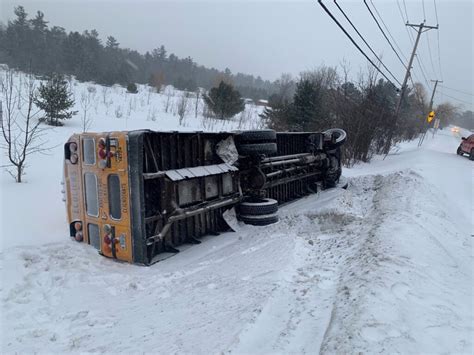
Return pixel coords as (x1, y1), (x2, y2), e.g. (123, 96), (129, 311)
(1, 0), (472, 109)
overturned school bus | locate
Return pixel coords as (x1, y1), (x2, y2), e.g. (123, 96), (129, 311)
(63, 128), (347, 265)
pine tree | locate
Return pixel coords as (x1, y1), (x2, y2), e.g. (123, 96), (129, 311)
(260, 93), (293, 130)
(291, 78), (325, 131)
(126, 82), (138, 93)
(7, 6), (32, 70)
(106, 36), (119, 49)
(30, 11), (48, 73)
(35, 73), (77, 126)
(203, 81), (244, 120)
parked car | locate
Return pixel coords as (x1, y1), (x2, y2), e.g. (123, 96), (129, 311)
(457, 134), (474, 160)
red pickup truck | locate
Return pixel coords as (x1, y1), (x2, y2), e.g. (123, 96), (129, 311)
(457, 134), (474, 160)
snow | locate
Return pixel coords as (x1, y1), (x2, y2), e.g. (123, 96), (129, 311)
(1, 70), (473, 354)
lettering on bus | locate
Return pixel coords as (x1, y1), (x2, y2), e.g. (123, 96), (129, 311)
(114, 145), (123, 163)
(97, 178), (105, 212)
(69, 171), (80, 215)
(121, 183), (128, 214)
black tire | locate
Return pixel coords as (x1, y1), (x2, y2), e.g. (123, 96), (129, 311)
(470, 149), (474, 161)
(324, 128), (347, 148)
(237, 130), (276, 143)
(240, 213), (279, 226)
(238, 198), (278, 216)
(457, 146), (463, 155)
(238, 142), (277, 157)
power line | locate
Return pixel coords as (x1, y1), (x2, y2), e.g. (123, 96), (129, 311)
(433, 0), (443, 81)
(414, 54), (432, 89)
(396, 0), (433, 91)
(436, 31), (443, 81)
(396, 0), (423, 86)
(425, 32), (438, 78)
(402, 0), (410, 22)
(441, 92), (473, 106)
(369, 0), (410, 64)
(422, 0), (427, 21)
(317, 0), (400, 89)
(363, 0), (407, 69)
(333, 0), (402, 86)
(439, 85), (474, 97)
(433, 0), (439, 23)
(383, 22), (438, 156)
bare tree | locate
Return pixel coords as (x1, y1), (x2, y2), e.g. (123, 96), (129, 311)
(115, 105), (123, 118)
(274, 73), (295, 103)
(104, 98), (113, 115)
(194, 88), (201, 118)
(101, 86), (110, 106)
(164, 87), (172, 113)
(177, 93), (189, 125)
(435, 102), (457, 128)
(147, 87), (154, 105)
(149, 71), (164, 94)
(0, 70), (49, 182)
(80, 89), (94, 132)
(147, 106), (158, 121)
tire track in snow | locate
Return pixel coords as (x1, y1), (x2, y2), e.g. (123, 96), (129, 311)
(232, 179), (374, 354)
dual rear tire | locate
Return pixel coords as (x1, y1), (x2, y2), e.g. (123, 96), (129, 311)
(236, 130), (277, 157)
(238, 198), (279, 226)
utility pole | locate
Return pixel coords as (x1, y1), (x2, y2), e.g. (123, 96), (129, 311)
(418, 79), (442, 146)
(383, 22), (438, 157)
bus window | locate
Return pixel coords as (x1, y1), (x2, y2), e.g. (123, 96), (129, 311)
(83, 138), (96, 165)
(108, 174), (121, 220)
(84, 173), (99, 217)
(88, 223), (100, 250)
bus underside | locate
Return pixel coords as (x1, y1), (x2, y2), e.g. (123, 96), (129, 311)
(126, 129), (346, 265)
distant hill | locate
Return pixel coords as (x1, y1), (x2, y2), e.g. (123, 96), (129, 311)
(0, 5), (277, 100)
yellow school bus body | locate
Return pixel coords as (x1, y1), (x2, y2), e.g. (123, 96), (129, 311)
(64, 132), (133, 262)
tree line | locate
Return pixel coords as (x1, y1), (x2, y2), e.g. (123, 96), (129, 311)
(0, 6), (276, 100)
(260, 66), (459, 165)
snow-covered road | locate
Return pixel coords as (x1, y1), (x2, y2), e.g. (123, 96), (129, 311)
(1, 128), (473, 354)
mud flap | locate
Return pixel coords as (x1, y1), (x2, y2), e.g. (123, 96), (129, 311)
(223, 207), (241, 232)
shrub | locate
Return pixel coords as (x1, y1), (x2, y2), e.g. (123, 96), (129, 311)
(126, 82), (138, 94)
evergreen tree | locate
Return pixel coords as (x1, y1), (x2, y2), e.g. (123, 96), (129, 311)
(126, 82), (138, 93)
(260, 93), (293, 130)
(30, 11), (48, 73)
(292, 79), (316, 130)
(30, 10), (48, 31)
(35, 73), (77, 126)
(6, 6), (32, 70)
(203, 81), (244, 120)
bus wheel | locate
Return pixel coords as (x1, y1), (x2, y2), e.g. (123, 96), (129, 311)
(238, 198), (279, 226)
(236, 129), (277, 143)
(237, 142), (277, 157)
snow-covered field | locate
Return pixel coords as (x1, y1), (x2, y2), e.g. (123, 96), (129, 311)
(1, 71), (473, 354)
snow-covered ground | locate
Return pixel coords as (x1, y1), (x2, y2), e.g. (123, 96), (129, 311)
(1, 71), (473, 354)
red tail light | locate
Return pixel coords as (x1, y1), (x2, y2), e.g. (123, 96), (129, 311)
(75, 231), (83, 242)
(103, 224), (113, 246)
(98, 149), (107, 159)
(74, 222), (82, 231)
(69, 142), (77, 153)
(70, 153), (78, 164)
